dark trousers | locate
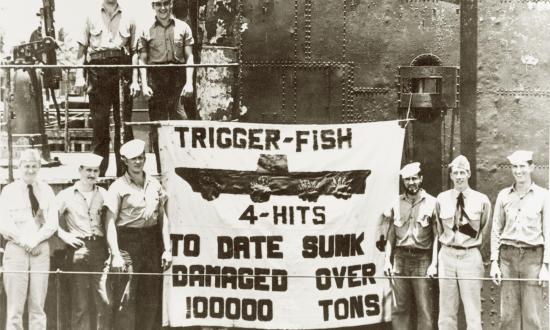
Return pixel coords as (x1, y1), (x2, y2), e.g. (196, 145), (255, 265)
(107, 226), (163, 330)
(148, 66), (197, 172)
(66, 239), (110, 330)
(499, 245), (544, 330)
(87, 58), (134, 177)
(392, 248), (435, 330)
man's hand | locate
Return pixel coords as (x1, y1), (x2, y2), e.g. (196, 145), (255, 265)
(60, 232), (84, 249)
(538, 264), (549, 286)
(141, 84), (153, 98)
(490, 261), (502, 286)
(383, 259), (394, 277)
(161, 250), (172, 271)
(29, 246), (41, 257)
(19, 236), (39, 252)
(129, 81), (141, 97)
(111, 253), (125, 273)
(426, 263), (437, 278)
(180, 83), (193, 98)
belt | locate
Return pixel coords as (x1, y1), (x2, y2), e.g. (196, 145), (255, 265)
(501, 244), (542, 251)
(89, 48), (125, 61)
(117, 225), (159, 234)
(81, 235), (104, 241)
(444, 244), (477, 250)
(395, 246), (431, 254)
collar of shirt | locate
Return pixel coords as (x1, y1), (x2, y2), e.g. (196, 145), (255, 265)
(452, 187), (472, 199)
(72, 181), (100, 195)
(400, 188), (427, 206)
(123, 171), (153, 189)
(153, 15), (176, 27)
(101, 3), (122, 19)
(508, 182), (538, 195)
(14, 178), (38, 191)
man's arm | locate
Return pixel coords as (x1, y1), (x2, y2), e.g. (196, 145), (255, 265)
(539, 191), (550, 285)
(479, 195), (492, 251)
(160, 189), (172, 271)
(104, 208), (124, 271)
(490, 193), (505, 262)
(138, 51), (153, 97)
(0, 189), (23, 242)
(75, 17), (89, 87)
(32, 186), (59, 245)
(383, 211), (395, 276)
(428, 216), (439, 277)
(181, 45), (194, 97)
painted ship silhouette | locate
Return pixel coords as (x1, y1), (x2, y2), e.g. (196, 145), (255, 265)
(175, 154), (371, 203)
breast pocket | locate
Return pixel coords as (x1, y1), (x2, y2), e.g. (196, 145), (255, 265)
(144, 194), (161, 217)
(118, 27), (131, 48)
(124, 193), (145, 210)
(393, 217), (408, 239)
(524, 207), (543, 232)
(464, 205), (481, 232)
(89, 26), (103, 48)
(415, 213), (433, 241)
(149, 29), (165, 50)
(439, 206), (455, 230)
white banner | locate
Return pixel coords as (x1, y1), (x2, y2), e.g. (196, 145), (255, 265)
(159, 120), (404, 329)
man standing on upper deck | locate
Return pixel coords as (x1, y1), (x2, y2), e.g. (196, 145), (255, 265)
(76, 0), (139, 176)
(490, 150), (549, 330)
(136, 0), (195, 173)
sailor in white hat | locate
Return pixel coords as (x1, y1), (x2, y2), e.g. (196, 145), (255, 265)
(435, 155), (491, 330)
(103, 139), (172, 330)
(383, 162), (438, 330)
(56, 153), (111, 329)
(490, 150), (549, 329)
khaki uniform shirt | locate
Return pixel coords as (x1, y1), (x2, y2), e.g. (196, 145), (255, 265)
(491, 183), (550, 263)
(137, 16), (194, 63)
(0, 179), (58, 243)
(78, 3), (136, 56)
(387, 189), (437, 250)
(436, 188), (491, 248)
(57, 183), (108, 237)
(105, 173), (167, 228)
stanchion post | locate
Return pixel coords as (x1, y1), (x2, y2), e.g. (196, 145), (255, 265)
(64, 69), (70, 152)
(56, 269), (61, 330)
(5, 68), (14, 182)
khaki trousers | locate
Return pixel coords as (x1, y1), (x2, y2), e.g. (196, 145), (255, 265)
(438, 245), (483, 330)
(2, 241), (50, 330)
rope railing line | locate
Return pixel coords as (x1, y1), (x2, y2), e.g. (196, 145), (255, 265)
(0, 269), (546, 282)
(123, 118), (417, 127)
(0, 63), (239, 69)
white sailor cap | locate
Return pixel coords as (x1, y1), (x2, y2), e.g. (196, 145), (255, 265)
(79, 153), (103, 168)
(449, 155), (470, 171)
(120, 139), (146, 159)
(399, 162), (421, 178)
(507, 150), (533, 164)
